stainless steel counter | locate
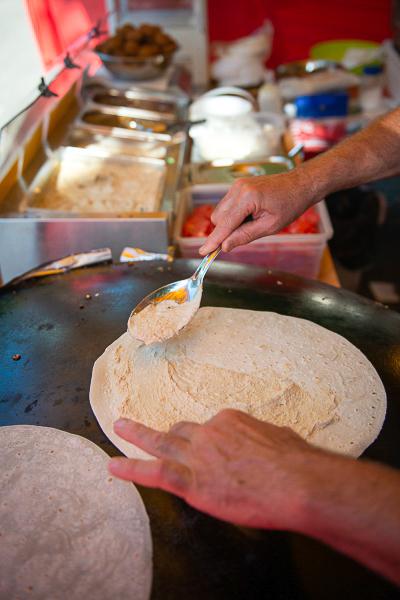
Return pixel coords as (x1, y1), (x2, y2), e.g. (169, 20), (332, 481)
(0, 81), (189, 284)
(0, 217), (168, 284)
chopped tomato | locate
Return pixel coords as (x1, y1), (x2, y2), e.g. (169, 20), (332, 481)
(182, 204), (215, 237)
(279, 208), (319, 234)
(195, 204), (214, 218)
(182, 205), (319, 237)
(182, 216), (213, 237)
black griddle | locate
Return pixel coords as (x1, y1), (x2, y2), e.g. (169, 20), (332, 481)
(1, 259), (400, 600)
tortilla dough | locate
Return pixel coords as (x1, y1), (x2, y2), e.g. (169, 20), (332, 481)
(0, 426), (152, 600)
(90, 307), (386, 459)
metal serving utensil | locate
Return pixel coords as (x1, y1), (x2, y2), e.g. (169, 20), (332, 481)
(129, 117), (206, 134)
(129, 247), (221, 319)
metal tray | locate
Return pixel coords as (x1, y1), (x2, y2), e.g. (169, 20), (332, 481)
(82, 83), (189, 120)
(65, 130), (188, 214)
(23, 146), (167, 216)
(0, 146), (171, 282)
(88, 101), (177, 123)
(188, 156), (293, 185)
(76, 104), (186, 143)
(1, 260), (400, 599)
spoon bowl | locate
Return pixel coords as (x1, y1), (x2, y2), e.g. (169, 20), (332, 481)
(129, 248), (221, 319)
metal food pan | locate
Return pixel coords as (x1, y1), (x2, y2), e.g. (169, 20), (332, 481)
(77, 104), (172, 132)
(65, 129), (188, 214)
(23, 146), (168, 216)
(83, 99), (178, 124)
(88, 100), (177, 123)
(188, 156), (294, 185)
(82, 83), (189, 119)
(75, 103), (186, 142)
(67, 126), (175, 158)
(0, 146), (172, 282)
(88, 92), (183, 121)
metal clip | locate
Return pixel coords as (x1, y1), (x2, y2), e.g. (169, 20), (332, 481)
(64, 53), (81, 70)
(38, 78), (58, 98)
(88, 20), (107, 40)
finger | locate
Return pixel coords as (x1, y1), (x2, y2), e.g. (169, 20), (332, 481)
(114, 418), (162, 446)
(210, 188), (236, 224)
(113, 419), (189, 461)
(169, 421), (199, 440)
(221, 213), (279, 251)
(198, 185), (250, 256)
(199, 202), (252, 255)
(109, 457), (191, 495)
(211, 178), (259, 224)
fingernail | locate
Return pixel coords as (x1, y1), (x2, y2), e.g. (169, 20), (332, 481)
(114, 418), (130, 428)
(109, 457), (122, 470)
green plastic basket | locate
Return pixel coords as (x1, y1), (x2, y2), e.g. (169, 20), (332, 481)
(311, 39), (381, 74)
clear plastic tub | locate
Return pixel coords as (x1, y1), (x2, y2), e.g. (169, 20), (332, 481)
(174, 185), (333, 279)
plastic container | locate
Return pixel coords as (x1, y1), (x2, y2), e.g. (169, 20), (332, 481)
(190, 111), (286, 162)
(384, 40), (400, 102)
(295, 91), (349, 118)
(360, 64), (384, 111)
(258, 82), (283, 113)
(174, 185), (333, 279)
(289, 117), (347, 154)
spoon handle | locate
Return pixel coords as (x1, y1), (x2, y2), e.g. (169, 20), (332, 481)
(192, 247), (221, 283)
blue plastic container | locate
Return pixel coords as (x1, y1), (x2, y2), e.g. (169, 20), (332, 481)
(295, 91), (349, 118)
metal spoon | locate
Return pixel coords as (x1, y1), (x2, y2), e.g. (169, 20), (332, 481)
(129, 247), (221, 319)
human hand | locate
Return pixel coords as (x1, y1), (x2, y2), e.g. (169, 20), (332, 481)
(199, 169), (317, 255)
(109, 409), (400, 584)
(109, 409), (323, 530)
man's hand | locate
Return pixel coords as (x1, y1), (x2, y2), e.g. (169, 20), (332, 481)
(199, 170), (316, 255)
(199, 108), (400, 256)
(109, 409), (321, 530)
(109, 409), (400, 585)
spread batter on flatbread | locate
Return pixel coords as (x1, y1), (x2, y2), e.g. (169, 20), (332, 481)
(90, 307), (386, 459)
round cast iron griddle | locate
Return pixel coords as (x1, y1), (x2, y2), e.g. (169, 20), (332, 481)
(1, 259), (400, 600)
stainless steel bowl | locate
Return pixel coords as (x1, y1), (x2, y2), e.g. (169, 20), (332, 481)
(95, 51), (173, 81)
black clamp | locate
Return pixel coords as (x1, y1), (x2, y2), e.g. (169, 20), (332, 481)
(38, 77), (58, 98)
(88, 19), (107, 40)
(64, 53), (81, 69)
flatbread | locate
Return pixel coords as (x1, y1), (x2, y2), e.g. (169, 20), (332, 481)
(0, 425), (152, 600)
(90, 307), (386, 459)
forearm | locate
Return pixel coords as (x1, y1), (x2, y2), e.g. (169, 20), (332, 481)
(199, 108), (400, 254)
(295, 452), (400, 585)
(294, 108), (400, 204)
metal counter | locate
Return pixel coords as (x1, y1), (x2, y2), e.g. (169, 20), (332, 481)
(0, 135), (187, 283)
(0, 218), (168, 283)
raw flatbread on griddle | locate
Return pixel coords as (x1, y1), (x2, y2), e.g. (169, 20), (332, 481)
(0, 425), (152, 600)
(90, 307), (386, 459)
